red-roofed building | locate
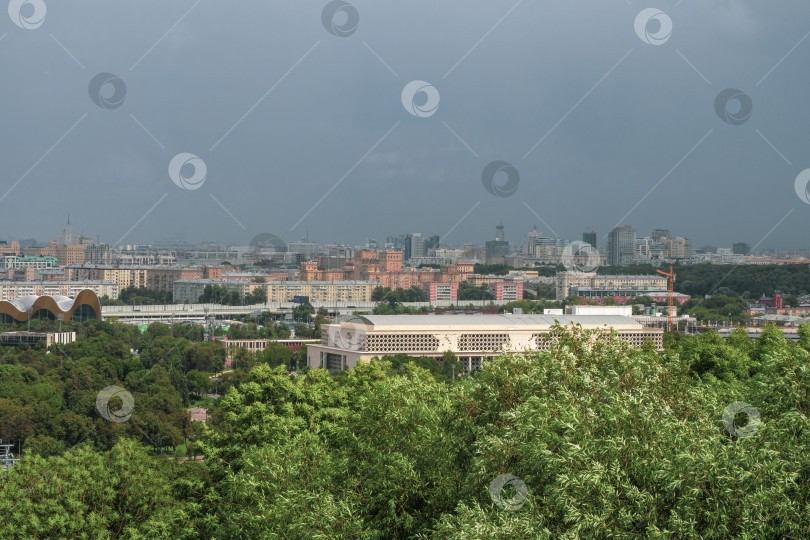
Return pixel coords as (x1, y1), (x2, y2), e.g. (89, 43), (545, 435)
(756, 294), (782, 308)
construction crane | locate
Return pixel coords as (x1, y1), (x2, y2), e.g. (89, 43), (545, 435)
(656, 265), (676, 332)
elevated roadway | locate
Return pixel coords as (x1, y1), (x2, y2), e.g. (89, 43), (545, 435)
(101, 300), (505, 323)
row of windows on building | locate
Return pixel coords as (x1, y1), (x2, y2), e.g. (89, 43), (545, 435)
(325, 331), (661, 353)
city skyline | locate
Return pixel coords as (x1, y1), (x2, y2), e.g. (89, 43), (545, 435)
(0, 215), (804, 257)
(2, 4), (809, 536)
(1, 2), (810, 249)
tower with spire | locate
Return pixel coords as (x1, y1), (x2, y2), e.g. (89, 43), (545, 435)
(60, 214), (74, 245)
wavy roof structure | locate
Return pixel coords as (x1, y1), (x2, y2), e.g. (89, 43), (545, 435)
(0, 289), (101, 322)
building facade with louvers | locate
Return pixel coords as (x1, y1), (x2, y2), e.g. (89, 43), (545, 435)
(307, 313), (663, 372)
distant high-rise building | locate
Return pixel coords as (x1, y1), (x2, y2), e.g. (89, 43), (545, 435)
(636, 237), (667, 260)
(84, 243), (112, 264)
(668, 237), (691, 259)
(386, 235), (406, 250)
(608, 226), (636, 266)
(462, 242), (480, 260)
(424, 235), (440, 254)
(325, 244), (352, 258)
(288, 242), (319, 260)
(526, 227), (540, 256)
(407, 233), (424, 261)
(535, 235), (566, 259)
(485, 225), (509, 264)
(582, 230), (597, 248)
(60, 215), (74, 245)
(652, 229), (670, 243)
(732, 242), (751, 255)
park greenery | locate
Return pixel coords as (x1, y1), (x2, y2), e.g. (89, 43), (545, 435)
(100, 286), (174, 306)
(0, 314), (808, 537)
(371, 285), (427, 303)
(371, 264), (810, 323)
(458, 282), (495, 300)
(101, 283), (270, 307)
(598, 263), (810, 298)
(371, 283), (496, 309)
(197, 284), (267, 305)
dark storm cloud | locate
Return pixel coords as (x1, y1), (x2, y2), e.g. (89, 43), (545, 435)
(1, 1), (809, 250)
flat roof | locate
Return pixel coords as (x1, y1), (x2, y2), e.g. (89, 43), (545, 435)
(1, 331), (74, 336)
(333, 313), (650, 331)
(572, 287), (689, 295)
(174, 279), (252, 284)
(266, 281), (376, 285)
(558, 272), (665, 279)
(0, 280), (116, 285)
(592, 275), (667, 279)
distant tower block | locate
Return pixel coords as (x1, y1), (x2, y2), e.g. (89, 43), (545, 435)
(582, 229), (596, 248)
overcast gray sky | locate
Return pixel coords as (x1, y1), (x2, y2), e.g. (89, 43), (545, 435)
(1, 1), (810, 250)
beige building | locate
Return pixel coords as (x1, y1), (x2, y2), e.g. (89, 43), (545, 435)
(307, 314), (663, 372)
(66, 265), (218, 293)
(555, 271), (597, 300)
(592, 274), (667, 290)
(224, 338), (320, 356)
(555, 272), (667, 300)
(0, 241), (21, 255)
(0, 281), (118, 301)
(56, 244), (86, 265)
(66, 266), (149, 291)
(667, 237), (691, 259)
(0, 331), (76, 347)
(265, 281), (374, 303)
(83, 242), (112, 264)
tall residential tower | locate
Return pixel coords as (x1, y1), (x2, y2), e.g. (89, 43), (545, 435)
(608, 225), (636, 266)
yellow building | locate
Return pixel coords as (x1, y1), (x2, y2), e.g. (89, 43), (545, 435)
(265, 281), (374, 303)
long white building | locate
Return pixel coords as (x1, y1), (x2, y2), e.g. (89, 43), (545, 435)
(307, 313), (663, 372)
(0, 281), (118, 301)
(555, 272), (668, 300)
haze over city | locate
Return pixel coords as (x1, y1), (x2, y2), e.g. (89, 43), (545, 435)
(2, 1), (810, 248)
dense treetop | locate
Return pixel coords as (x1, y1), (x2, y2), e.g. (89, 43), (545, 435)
(0, 319), (808, 538)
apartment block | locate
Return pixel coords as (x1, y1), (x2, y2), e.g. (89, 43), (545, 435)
(555, 271), (667, 300)
(265, 281), (374, 303)
(489, 282), (523, 302)
(426, 282), (458, 302)
(0, 281), (118, 301)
